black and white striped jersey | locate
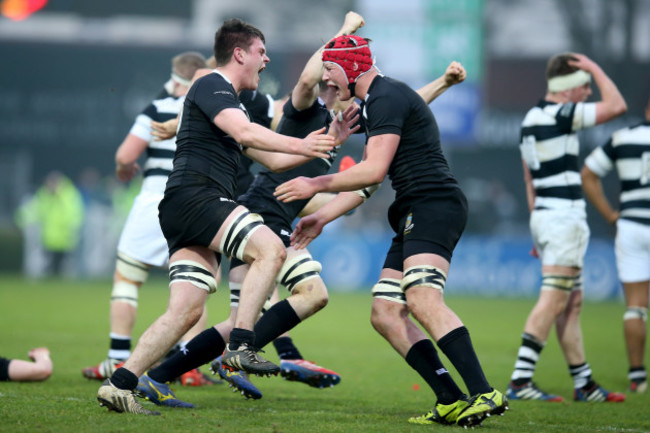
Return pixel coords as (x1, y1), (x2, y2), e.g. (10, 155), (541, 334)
(519, 99), (597, 210)
(129, 89), (184, 193)
(585, 121), (650, 225)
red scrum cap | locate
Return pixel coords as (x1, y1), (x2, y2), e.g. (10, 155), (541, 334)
(322, 35), (373, 87)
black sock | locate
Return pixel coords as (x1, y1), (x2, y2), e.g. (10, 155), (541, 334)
(163, 343), (181, 361)
(437, 326), (491, 396)
(273, 336), (303, 360)
(406, 339), (465, 405)
(110, 367), (138, 390)
(229, 328), (256, 350)
(148, 328), (225, 383)
(253, 300), (301, 349)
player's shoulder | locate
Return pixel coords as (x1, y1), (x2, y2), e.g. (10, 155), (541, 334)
(195, 71), (231, 91)
(368, 75), (413, 105)
(611, 121), (650, 145)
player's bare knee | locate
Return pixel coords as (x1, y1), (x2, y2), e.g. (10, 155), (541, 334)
(370, 304), (389, 332)
(370, 290), (402, 332)
(308, 288), (329, 313)
(168, 300), (204, 329)
(566, 294), (583, 316)
(314, 290), (329, 311)
(292, 280), (328, 311)
(261, 238), (287, 264)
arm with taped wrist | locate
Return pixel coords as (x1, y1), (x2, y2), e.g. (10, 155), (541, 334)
(354, 183), (380, 201)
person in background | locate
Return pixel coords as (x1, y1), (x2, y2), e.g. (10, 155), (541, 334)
(0, 348), (52, 382)
(507, 52), (627, 403)
(581, 97), (650, 394)
(81, 51), (212, 387)
(15, 171), (84, 277)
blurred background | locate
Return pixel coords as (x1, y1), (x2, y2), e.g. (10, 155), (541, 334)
(1, 0), (649, 299)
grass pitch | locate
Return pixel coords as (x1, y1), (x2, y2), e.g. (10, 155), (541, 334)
(0, 275), (648, 432)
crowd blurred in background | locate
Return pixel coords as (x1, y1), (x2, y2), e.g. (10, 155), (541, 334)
(2, 0), (650, 299)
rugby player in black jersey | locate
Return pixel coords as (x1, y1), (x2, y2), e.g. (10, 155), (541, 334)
(96, 18), (340, 415)
(134, 11), (365, 405)
(274, 34), (508, 428)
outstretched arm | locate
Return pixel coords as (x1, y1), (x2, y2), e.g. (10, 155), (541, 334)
(416, 61), (467, 104)
(291, 191), (365, 250)
(244, 103), (359, 172)
(292, 11), (365, 111)
(275, 133), (395, 202)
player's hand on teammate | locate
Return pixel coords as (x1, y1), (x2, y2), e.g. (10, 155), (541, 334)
(295, 127), (336, 159)
(151, 118), (179, 141)
(291, 214), (326, 250)
(274, 176), (319, 203)
(329, 104), (360, 145)
(444, 61), (466, 86)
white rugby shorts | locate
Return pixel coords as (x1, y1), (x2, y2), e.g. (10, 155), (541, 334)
(530, 207), (589, 267)
(117, 190), (169, 268)
(616, 218), (650, 282)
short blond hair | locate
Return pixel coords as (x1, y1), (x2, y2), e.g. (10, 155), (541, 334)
(172, 52), (207, 81)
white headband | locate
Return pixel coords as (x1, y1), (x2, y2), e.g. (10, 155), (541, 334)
(547, 70), (591, 92)
(171, 72), (193, 86)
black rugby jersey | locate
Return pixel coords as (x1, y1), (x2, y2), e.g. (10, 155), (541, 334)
(238, 95), (334, 227)
(235, 90), (275, 196)
(361, 75), (457, 203)
(166, 71), (245, 198)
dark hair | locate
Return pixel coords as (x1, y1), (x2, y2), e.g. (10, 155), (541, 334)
(546, 53), (579, 80)
(213, 18), (265, 66)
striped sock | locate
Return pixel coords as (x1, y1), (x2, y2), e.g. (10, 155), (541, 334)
(510, 333), (544, 385)
(629, 366), (647, 383)
(569, 362), (593, 389)
(108, 333), (130, 361)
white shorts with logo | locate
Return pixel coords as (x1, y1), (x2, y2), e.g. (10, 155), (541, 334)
(117, 190), (169, 268)
(530, 207), (589, 268)
(615, 218), (650, 282)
